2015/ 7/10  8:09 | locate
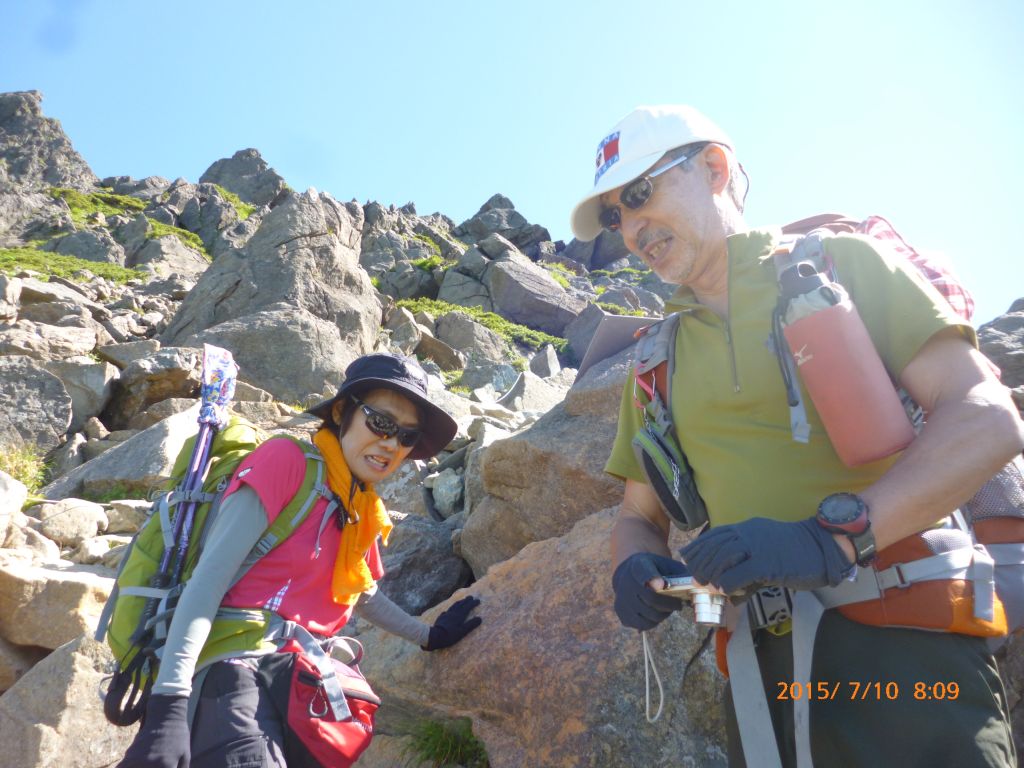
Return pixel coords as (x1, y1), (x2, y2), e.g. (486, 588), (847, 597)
(776, 681), (961, 701)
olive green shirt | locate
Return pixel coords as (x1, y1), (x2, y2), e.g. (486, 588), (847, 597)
(604, 228), (975, 526)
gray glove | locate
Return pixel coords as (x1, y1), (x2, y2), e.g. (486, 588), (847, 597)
(612, 552), (689, 631)
(680, 517), (852, 595)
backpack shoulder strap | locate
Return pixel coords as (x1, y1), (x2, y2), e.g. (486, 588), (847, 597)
(632, 311), (682, 418)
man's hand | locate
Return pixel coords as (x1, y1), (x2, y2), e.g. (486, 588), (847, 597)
(612, 552), (690, 631)
(679, 518), (852, 595)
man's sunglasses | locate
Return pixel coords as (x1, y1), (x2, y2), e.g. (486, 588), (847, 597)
(354, 399), (422, 447)
(598, 142), (709, 233)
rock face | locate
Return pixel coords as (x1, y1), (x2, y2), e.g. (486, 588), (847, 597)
(0, 91), (98, 190)
(0, 635), (137, 768)
(358, 509), (728, 768)
(199, 148), (288, 207)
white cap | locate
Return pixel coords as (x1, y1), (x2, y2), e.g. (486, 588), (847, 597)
(569, 105), (734, 242)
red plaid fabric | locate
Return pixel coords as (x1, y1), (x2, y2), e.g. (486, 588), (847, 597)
(854, 215), (975, 322)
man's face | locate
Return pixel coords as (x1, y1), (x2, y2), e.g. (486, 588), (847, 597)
(598, 149), (720, 286)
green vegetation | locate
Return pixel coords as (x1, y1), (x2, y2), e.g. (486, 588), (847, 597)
(212, 184), (256, 220)
(412, 254), (445, 273)
(594, 285), (607, 296)
(540, 261), (575, 290)
(0, 246), (146, 284)
(591, 266), (645, 280)
(596, 301), (647, 317)
(403, 718), (489, 768)
(396, 298), (569, 354)
(412, 232), (443, 260)
(0, 443), (48, 495)
(370, 275), (382, 290)
(49, 187), (146, 227)
(146, 219), (210, 260)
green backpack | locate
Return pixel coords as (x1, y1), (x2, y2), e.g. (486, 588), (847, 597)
(97, 415), (336, 726)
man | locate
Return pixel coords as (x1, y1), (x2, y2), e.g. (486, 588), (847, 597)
(570, 105), (1022, 767)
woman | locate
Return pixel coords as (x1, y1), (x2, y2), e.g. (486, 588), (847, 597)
(118, 353), (481, 768)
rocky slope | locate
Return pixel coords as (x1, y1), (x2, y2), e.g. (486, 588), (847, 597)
(0, 90), (1022, 767)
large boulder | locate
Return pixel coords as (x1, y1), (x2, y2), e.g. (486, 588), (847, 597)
(179, 303), (366, 405)
(0, 554), (112, 649)
(0, 91), (97, 190)
(40, 403), (201, 500)
(0, 356), (72, 452)
(453, 194), (551, 251)
(358, 508), (727, 767)
(159, 190), (380, 361)
(458, 401), (622, 576)
(0, 635), (138, 768)
(484, 257), (586, 336)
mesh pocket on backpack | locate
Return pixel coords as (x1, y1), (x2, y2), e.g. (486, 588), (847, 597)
(632, 426), (708, 530)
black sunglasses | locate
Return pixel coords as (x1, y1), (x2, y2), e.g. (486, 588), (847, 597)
(598, 142), (709, 233)
(354, 399), (422, 447)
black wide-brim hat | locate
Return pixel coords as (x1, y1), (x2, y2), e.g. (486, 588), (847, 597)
(305, 353), (458, 460)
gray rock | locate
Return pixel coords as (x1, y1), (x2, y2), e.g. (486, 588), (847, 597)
(563, 303), (611, 364)
(179, 303), (367, 405)
(0, 356), (72, 452)
(199, 148), (288, 207)
(453, 194), (550, 250)
(0, 275), (20, 321)
(0, 319), (97, 361)
(45, 229), (126, 265)
(432, 468), (464, 518)
(95, 338), (161, 369)
(0, 634), (138, 768)
(41, 357), (118, 432)
(528, 344), (561, 378)
(36, 498), (108, 547)
(484, 258), (585, 336)
(437, 269), (492, 312)
(376, 513), (473, 616)
(0, 90), (98, 190)
(160, 190), (379, 363)
(494, 371), (566, 414)
(105, 346), (201, 428)
(128, 232), (209, 280)
(46, 432), (86, 480)
(978, 300), (1024, 388)
(178, 184), (240, 253)
(377, 260), (438, 300)
(415, 333), (465, 372)
(435, 312), (511, 364)
(40, 403), (201, 500)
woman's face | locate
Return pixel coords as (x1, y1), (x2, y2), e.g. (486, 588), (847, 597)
(334, 388), (420, 484)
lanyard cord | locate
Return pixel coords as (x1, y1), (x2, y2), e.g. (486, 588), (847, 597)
(642, 631), (664, 723)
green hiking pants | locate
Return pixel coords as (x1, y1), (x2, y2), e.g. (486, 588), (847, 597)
(724, 609), (1016, 768)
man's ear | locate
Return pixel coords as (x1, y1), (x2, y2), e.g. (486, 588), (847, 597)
(703, 144), (731, 195)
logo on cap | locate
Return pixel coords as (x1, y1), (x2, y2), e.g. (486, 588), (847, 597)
(594, 131), (620, 185)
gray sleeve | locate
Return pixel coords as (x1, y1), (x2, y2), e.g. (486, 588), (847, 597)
(353, 586), (430, 647)
(152, 485), (268, 697)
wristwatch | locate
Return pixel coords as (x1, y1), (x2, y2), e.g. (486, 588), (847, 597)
(816, 492), (876, 567)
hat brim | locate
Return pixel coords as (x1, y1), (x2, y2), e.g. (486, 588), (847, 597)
(305, 378), (458, 461)
(569, 150), (666, 242)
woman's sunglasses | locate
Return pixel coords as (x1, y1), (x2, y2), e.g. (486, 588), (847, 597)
(598, 142), (709, 233)
(354, 399), (422, 447)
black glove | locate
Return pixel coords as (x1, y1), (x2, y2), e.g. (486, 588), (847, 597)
(680, 517), (852, 596)
(423, 595), (482, 651)
(612, 552), (690, 631)
(116, 693), (190, 768)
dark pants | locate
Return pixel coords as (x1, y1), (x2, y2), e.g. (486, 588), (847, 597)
(191, 660), (288, 768)
(724, 610), (1016, 768)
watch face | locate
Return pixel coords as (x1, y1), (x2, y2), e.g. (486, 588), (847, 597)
(819, 492), (868, 532)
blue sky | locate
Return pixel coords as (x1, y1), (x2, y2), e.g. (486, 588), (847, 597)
(2, 0), (1021, 325)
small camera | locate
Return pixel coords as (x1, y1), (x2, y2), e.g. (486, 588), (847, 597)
(654, 575), (726, 627)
